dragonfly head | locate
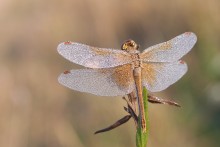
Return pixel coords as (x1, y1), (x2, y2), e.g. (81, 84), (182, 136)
(121, 39), (139, 52)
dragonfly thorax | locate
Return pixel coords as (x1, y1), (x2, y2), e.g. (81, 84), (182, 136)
(121, 39), (139, 53)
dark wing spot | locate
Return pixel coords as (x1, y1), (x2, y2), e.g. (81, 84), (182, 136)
(63, 70), (71, 74)
(64, 41), (72, 45)
(179, 60), (185, 64)
(184, 32), (192, 35)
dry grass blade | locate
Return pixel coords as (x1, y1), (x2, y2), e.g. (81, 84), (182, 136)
(94, 115), (132, 134)
(148, 95), (181, 107)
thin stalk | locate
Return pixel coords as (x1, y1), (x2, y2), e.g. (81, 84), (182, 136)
(136, 87), (149, 147)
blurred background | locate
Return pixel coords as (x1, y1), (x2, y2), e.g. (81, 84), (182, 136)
(0, 0), (220, 146)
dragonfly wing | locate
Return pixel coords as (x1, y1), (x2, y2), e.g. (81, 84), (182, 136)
(57, 42), (132, 68)
(58, 64), (135, 96)
(140, 32), (197, 62)
(142, 61), (187, 92)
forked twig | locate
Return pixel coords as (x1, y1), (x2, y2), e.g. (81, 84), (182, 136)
(94, 95), (138, 134)
(94, 93), (181, 134)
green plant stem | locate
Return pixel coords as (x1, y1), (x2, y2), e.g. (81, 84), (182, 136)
(136, 87), (149, 147)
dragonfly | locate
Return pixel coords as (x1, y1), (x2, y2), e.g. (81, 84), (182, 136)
(57, 32), (197, 132)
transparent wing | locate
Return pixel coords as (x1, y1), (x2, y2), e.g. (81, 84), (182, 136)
(142, 60), (187, 92)
(58, 64), (135, 96)
(140, 32), (197, 62)
(57, 42), (132, 68)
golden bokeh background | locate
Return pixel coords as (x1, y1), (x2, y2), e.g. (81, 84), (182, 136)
(1, 0), (220, 147)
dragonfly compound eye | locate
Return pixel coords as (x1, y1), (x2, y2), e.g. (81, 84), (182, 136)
(129, 41), (135, 47)
(122, 43), (128, 50)
(121, 39), (136, 50)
